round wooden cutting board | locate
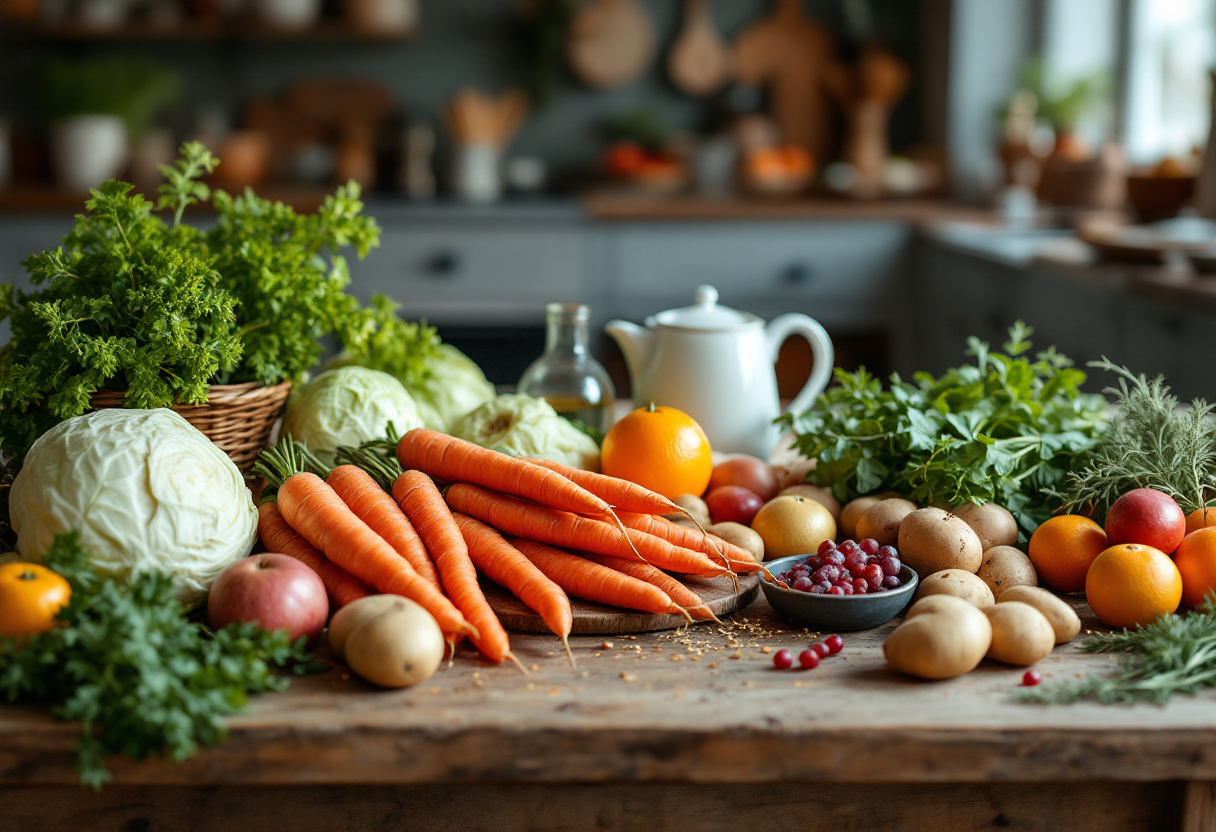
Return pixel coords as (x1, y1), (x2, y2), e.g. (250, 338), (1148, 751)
(484, 573), (760, 635)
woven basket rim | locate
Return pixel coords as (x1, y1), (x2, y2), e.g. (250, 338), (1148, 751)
(89, 379), (294, 407)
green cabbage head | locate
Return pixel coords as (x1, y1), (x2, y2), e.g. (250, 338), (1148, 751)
(451, 394), (600, 471)
(281, 366), (422, 463)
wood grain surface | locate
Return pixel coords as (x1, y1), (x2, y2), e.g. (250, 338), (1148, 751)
(484, 573), (759, 634)
(3, 595), (1216, 788)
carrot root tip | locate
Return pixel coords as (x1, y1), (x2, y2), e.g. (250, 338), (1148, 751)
(506, 651), (530, 677)
(561, 635), (577, 670)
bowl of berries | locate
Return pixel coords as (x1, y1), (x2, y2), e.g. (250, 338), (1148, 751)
(760, 538), (919, 631)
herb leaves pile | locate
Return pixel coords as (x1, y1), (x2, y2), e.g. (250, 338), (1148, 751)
(1021, 593), (1216, 705)
(0, 142), (382, 460)
(778, 323), (1108, 535)
(0, 532), (320, 788)
(1062, 359), (1216, 517)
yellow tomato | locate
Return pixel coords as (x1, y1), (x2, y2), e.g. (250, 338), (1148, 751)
(0, 562), (71, 638)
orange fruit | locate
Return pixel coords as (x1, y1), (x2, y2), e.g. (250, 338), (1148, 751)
(1173, 527), (1216, 608)
(601, 403), (712, 500)
(1086, 543), (1182, 629)
(1185, 507), (1216, 535)
(1027, 515), (1109, 592)
(750, 495), (837, 561)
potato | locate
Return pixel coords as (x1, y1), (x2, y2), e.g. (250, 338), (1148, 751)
(914, 568), (995, 609)
(670, 516), (701, 530)
(840, 496), (883, 540)
(997, 585), (1081, 644)
(328, 594), (413, 662)
(898, 507), (984, 575)
(855, 498), (918, 547)
(984, 601), (1055, 666)
(708, 521), (765, 561)
(952, 502), (1019, 551)
(344, 600), (446, 688)
(977, 546), (1037, 597)
(883, 595), (992, 680)
(664, 494), (710, 526)
(778, 485), (841, 521)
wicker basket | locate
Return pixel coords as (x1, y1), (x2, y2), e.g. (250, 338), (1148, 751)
(89, 381), (293, 472)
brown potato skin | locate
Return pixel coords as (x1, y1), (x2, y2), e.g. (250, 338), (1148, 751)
(884, 595), (992, 680)
(914, 568), (995, 608)
(952, 502), (1020, 551)
(840, 496), (883, 540)
(984, 602), (1055, 666)
(855, 498), (918, 547)
(707, 521), (765, 561)
(997, 585), (1081, 643)
(977, 545), (1038, 597)
(898, 508), (984, 575)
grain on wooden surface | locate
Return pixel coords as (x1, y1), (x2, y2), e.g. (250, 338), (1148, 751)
(0, 782), (1185, 832)
(1184, 782), (1216, 832)
(4, 596), (1216, 787)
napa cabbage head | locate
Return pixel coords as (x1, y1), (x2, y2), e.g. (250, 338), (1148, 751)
(9, 408), (258, 608)
(281, 366), (422, 463)
(451, 394), (600, 471)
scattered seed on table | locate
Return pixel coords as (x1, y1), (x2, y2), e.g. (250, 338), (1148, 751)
(602, 641), (614, 649)
(709, 662), (719, 669)
(529, 664), (541, 672)
(671, 655), (681, 662)
(620, 672), (636, 682)
(761, 646), (772, 654)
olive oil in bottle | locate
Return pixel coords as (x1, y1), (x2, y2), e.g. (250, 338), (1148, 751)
(518, 304), (616, 434)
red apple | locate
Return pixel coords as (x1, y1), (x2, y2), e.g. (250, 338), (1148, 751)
(705, 485), (765, 526)
(1105, 488), (1187, 554)
(709, 456), (781, 502)
(207, 553), (329, 644)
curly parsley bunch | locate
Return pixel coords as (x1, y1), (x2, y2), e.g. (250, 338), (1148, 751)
(0, 142), (385, 460)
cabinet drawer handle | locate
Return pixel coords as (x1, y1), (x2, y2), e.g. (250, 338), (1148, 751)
(782, 262), (816, 285)
(422, 250), (461, 279)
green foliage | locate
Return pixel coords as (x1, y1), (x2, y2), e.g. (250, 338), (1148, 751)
(599, 106), (671, 152)
(1021, 593), (1216, 705)
(326, 295), (440, 393)
(777, 323), (1109, 536)
(40, 57), (180, 137)
(0, 142), (383, 461)
(1019, 57), (1109, 132)
(0, 532), (320, 788)
(1063, 359), (1216, 517)
(514, 0), (576, 109)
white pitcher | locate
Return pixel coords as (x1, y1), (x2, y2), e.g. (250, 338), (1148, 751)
(605, 285), (834, 458)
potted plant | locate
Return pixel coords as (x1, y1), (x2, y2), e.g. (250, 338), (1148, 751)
(1018, 58), (1109, 162)
(39, 58), (179, 192)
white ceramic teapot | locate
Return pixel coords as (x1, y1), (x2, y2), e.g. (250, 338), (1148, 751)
(605, 285), (834, 458)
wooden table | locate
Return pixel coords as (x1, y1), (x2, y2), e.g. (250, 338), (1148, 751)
(1, 595), (1214, 832)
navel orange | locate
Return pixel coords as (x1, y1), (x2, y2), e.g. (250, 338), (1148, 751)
(1027, 515), (1109, 593)
(601, 403), (712, 500)
(1172, 527), (1216, 609)
(1185, 507), (1216, 535)
(1085, 543), (1182, 629)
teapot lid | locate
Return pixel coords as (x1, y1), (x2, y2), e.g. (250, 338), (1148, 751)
(650, 285), (761, 331)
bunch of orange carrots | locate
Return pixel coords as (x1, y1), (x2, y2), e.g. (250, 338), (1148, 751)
(252, 428), (760, 668)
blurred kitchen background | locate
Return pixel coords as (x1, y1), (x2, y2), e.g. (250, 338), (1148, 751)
(2, 0), (1216, 399)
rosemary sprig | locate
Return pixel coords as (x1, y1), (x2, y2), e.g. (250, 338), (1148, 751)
(1021, 593), (1216, 705)
(1063, 358), (1216, 517)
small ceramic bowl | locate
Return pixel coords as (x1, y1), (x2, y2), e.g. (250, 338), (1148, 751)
(760, 554), (919, 631)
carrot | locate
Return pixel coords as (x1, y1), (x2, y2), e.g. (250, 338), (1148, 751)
(396, 429), (615, 519)
(530, 459), (680, 515)
(446, 483), (727, 576)
(392, 470), (514, 666)
(453, 512), (575, 665)
(619, 512), (760, 574)
(324, 463), (442, 591)
(257, 502), (370, 608)
(584, 553), (722, 623)
(255, 443), (477, 639)
(510, 538), (690, 620)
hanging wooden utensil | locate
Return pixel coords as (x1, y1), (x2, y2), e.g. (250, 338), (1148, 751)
(567, 0), (656, 90)
(732, 0), (839, 163)
(668, 0), (731, 97)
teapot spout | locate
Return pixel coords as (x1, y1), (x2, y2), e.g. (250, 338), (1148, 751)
(604, 319), (653, 394)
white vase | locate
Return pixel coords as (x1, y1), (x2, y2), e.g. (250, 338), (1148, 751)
(51, 115), (128, 193)
(256, 0), (321, 30)
(452, 143), (502, 203)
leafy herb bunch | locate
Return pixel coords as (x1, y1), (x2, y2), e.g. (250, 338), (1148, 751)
(0, 532), (319, 788)
(778, 323), (1109, 535)
(0, 142), (383, 460)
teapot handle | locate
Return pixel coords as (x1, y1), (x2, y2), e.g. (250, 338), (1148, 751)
(765, 314), (834, 416)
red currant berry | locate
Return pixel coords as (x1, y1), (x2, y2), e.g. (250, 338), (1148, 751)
(828, 586), (846, 596)
(810, 642), (830, 659)
(773, 648), (794, 670)
(817, 539), (836, 556)
(859, 538), (880, 555)
(851, 578), (869, 594)
(798, 649), (820, 670)
(823, 634), (844, 654)
(1022, 670), (1042, 687)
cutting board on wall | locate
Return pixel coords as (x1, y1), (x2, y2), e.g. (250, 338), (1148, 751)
(567, 0), (657, 90)
(668, 0), (732, 97)
(732, 0), (840, 163)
